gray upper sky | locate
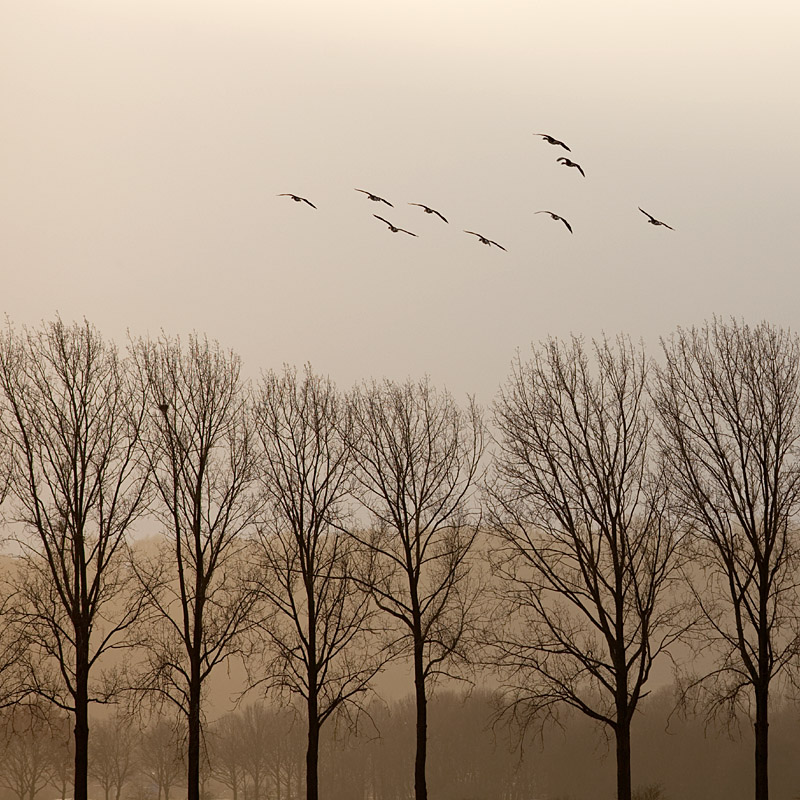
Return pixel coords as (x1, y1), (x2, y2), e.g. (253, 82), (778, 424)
(3, 0), (799, 403)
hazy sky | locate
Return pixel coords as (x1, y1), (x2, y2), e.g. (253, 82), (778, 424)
(3, 0), (799, 403)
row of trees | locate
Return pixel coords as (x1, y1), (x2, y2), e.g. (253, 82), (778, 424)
(5, 687), (800, 800)
(0, 704), (182, 800)
(1, 317), (799, 800)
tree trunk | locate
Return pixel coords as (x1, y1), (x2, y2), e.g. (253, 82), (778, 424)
(413, 637), (428, 800)
(74, 642), (90, 800)
(754, 682), (769, 800)
(306, 696), (320, 800)
(615, 719), (632, 800)
(187, 661), (202, 800)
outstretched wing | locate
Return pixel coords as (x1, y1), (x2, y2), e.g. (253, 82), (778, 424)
(535, 133), (571, 151)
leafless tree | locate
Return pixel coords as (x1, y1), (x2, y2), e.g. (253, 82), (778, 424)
(238, 703), (278, 800)
(654, 318), (800, 800)
(0, 703), (58, 800)
(252, 366), (384, 800)
(130, 334), (262, 800)
(347, 377), (485, 800)
(349, 690), (538, 800)
(88, 715), (137, 800)
(137, 718), (185, 800)
(209, 702), (274, 800)
(46, 711), (74, 800)
(488, 336), (684, 800)
(224, 703), (305, 800)
(207, 711), (245, 800)
(0, 318), (150, 800)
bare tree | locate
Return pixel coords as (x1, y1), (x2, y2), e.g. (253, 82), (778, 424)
(209, 703), (275, 800)
(253, 366), (383, 800)
(654, 318), (800, 800)
(207, 712), (243, 800)
(0, 704), (59, 800)
(138, 718), (185, 800)
(236, 703), (274, 800)
(0, 318), (150, 800)
(207, 711), (245, 800)
(89, 715), (137, 800)
(488, 336), (684, 800)
(210, 704), (306, 800)
(130, 334), (261, 800)
(348, 377), (485, 800)
(46, 711), (74, 800)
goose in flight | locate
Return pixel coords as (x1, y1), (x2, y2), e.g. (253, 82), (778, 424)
(374, 215), (417, 236)
(536, 211), (573, 233)
(557, 157), (585, 177)
(639, 207), (674, 230)
(464, 231), (507, 251)
(408, 203), (448, 223)
(534, 133), (571, 152)
(277, 194), (317, 208)
(356, 189), (393, 207)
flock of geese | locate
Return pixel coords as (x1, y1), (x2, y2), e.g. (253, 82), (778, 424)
(278, 133), (674, 251)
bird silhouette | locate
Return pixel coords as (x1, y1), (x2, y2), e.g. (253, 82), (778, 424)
(639, 207), (674, 230)
(534, 133), (571, 151)
(374, 215), (417, 236)
(278, 194), (317, 208)
(464, 231), (507, 251)
(355, 189), (393, 207)
(408, 203), (448, 223)
(556, 158), (585, 177)
(536, 211), (573, 233)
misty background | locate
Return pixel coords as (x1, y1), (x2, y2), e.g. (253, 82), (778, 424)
(3, 3), (800, 800)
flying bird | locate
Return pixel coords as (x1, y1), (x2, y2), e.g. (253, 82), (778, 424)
(277, 193), (317, 208)
(355, 189), (393, 207)
(534, 133), (571, 151)
(556, 157), (585, 177)
(639, 207), (674, 230)
(373, 215), (417, 236)
(408, 203), (448, 223)
(536, 211), (573, 233)
(464, 231), (507, 251)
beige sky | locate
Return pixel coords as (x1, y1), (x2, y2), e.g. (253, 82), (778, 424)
(2, 0), (799, 404)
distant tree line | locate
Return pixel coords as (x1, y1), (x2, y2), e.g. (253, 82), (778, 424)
(0, 316), (798, 800)
(1, 687), (800, 800)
